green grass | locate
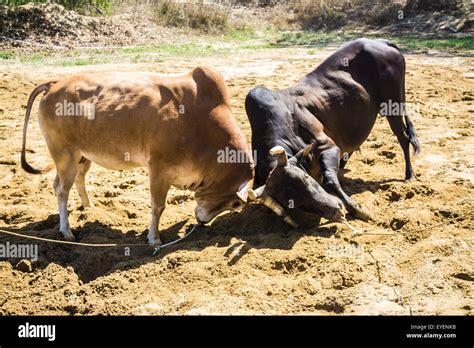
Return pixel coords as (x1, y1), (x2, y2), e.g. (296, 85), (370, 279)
(1, 31), (471, 67)
(272, 31), (352, 48)
(0, 50), (15, 59)
(119, 43), (230, 56)
(222, 27), (260, 42)
(59, 57), (103, 66)
(271, 31), (474, 51)
(2, 42), (231, 66)
(240, 44), (273, 50)
(19, 52), (49, 63)
(393, 37), (474, 51)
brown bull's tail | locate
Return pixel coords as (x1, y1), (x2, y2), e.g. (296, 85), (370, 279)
(21, 81), (57, 174)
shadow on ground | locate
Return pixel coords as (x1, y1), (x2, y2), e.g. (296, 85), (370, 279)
(0, 203), (338, 283)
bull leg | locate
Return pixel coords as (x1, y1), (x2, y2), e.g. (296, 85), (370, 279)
(339, 151), (353, 169)
(319, 146), (370, 221)
(379, 65), (419, 181)
(147, 163), (171, 246)
(386, 116), (416, 181)
(53, 152), (80, 241)
(75, 158), (93, 208)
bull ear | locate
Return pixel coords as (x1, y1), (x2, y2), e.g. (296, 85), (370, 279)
(295, 143), (314, 164)
(236, 179), (253, 202)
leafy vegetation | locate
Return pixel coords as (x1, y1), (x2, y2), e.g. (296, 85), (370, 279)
(2, 0), (112, 15)
(153, 0), (229, 33)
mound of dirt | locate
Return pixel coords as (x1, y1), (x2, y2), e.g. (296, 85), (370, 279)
(374, 10), (473, 37)
(0, 3), (101, 41)
(0, 3), (184, 52)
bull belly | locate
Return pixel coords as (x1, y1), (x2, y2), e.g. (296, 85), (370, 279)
(80, 150), (147, 170)
(170, 166), (202, 191)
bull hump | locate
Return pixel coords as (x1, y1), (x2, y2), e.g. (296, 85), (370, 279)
(191, 65), (229, 103)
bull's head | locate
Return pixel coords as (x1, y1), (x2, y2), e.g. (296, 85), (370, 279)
(194, 147), (254, 224)
(194, 178), (252, 224)
(248, 144), (344, 227)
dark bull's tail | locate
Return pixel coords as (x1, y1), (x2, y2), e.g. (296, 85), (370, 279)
(384, 39), (421, 158)
(404, 114), (420, 156)
(21, 82), (57, 174)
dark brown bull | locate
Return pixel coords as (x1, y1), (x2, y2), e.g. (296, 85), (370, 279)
(245, 38), (420, 225)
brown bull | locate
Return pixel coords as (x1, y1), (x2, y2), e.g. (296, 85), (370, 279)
(21, 66), (254, 245)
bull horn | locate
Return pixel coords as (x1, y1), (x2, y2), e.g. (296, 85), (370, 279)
(269, 146), (288, 166)
(247, 185), (265, 201)
(261, 195), (299, 228)
(236, 179), (253, 202)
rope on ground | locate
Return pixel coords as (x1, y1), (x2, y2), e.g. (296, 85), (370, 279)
(0, 229), (128, 247)
(152, 224), (198, 256)
(0, 224), (199, 255)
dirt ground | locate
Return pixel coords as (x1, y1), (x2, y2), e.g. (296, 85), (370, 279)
(0, 47), (472, 315)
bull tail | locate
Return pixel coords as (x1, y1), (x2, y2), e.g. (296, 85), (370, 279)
(21, 82), (57, 174)
(400, 66), (420, 157)
(404, 114), (420, 156)
(396, 52), (420, 158)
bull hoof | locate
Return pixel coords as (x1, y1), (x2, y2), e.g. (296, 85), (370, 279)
(147, 233), (163, 246)
(61, 230), (76, 241)
(331, 208), (345, 222)
(147, 238), (163, 246)
(405, 170), (418, 182)
(351, 205), (371, 222)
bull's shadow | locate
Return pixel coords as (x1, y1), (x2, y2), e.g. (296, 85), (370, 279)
(0, 204), (338, 283)
(338, 166), (405, 196)
(339, 176), (405, 195)
(0, 216), (180, 283)
(194, 204), (339, 265)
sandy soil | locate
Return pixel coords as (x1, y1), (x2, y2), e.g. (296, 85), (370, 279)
(0, 47), (473, 315)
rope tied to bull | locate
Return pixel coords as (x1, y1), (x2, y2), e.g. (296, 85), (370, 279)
(152, 224), (199, 256)
(0, 223), (199, 256)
